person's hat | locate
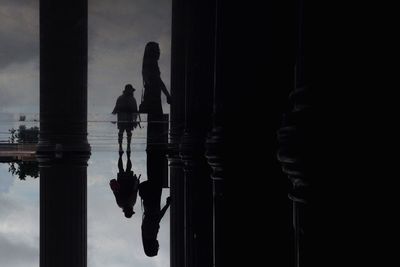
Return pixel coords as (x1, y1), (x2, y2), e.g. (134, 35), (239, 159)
(124, 84), (136, 93)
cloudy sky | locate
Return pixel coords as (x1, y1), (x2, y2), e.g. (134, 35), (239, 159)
(0, 0), (171, 114)
(1, 0), (172, 266)
(0, 162), (39, 267)
(0, 0), (39, 114)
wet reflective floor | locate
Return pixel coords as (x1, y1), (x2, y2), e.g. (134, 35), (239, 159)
(0, 113), (170, 267)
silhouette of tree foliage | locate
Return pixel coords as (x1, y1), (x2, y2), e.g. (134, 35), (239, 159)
(8, 128), (16, 143)
(16, 125), (39, 143)
(8, 161), (39, 180)
(8, 125), (39, 144)
(6, 125), (40, 180)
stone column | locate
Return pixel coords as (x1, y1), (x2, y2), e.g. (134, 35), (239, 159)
(38, 0), (90, 155)
(179, 1), (215, 267)
(169, 0), (187, 266)
(205, 1), (224, 266)
(169, 163), (185, 267)
(180, 136), (213, 267)
(39, 157), (88, 267)
(38, 1), (89, 267)
(170, 1), (216, 266)
(277, 0), (310, 266)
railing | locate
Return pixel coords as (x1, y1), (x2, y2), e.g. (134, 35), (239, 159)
(0, 112), (170, 153)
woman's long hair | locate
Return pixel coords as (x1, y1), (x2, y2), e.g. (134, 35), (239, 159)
(142, 42), (160, 86)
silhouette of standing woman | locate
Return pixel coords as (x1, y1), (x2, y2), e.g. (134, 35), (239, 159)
(141, 42), (171, 116)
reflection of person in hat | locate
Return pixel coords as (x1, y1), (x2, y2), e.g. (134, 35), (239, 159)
(109, 151), (140, 218)
(112, 84), (138, 152)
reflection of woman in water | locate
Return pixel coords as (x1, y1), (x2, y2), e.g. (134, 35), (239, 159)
(139, 180), (170, 257)
(109, 152), (140, 218)
(141, 42), (171, 116)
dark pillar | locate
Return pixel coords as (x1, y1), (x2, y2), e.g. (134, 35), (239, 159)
(38, 0), (90, 155)
(169, 164), (185, 267)
(277, 0), (310, 266)
(39, 158), (88, 267)
(204, 1), (224, 267)
(170, 0), (218, 266)
(205, 124), (223, 267)
(169, 1), (187, 266)
(38, 1), (89, 267)
(170, 0), (186, 151)
(179, 1), (215, 267)
(180, 143), (213, 267)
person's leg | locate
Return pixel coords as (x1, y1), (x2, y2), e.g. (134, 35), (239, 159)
(127, 130), (132, 152)
(126, 154), (132, 172)
(118, 152), (124, 173)
(118, 129), (124, 152)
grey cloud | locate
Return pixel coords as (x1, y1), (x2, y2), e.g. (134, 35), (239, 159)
(0, 194), (19, 217)
(0, 167), (15, 193)
(0, 0), (39, 112)
(0, 0), (39, 69)
(0, 61), (39, 113)
(0, 235), (38, 267)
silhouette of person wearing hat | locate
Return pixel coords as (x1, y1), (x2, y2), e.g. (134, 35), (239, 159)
(112, 84), (138, 152)
(109, 151), (141, 218)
